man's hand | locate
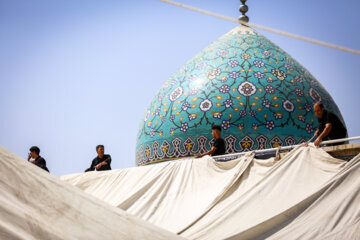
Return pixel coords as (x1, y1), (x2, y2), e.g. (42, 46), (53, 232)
(196, 155), (203, 158)
(314, 137), (322, 147)
(95, 163), (102, 170)
(27, 153), (31, 161)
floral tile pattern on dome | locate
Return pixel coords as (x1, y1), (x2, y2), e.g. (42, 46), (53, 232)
(136, 25), (345, 166)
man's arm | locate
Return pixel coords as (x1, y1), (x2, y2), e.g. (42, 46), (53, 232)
(314, 128), (320, 137)
(196, 147), (217, 158)
(104, 155), (111, 165)
(314, 123), (332, 146)
(95, 155), (111, 169)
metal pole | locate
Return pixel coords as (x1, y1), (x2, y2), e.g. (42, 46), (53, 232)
(319, 136), (360, 145)
(213, 136), (360, 160)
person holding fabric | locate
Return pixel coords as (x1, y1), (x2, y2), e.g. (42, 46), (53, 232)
(196, 125), (226, 158)
(85, 145), (112, 172)
(27, 146), (50, 172)
(313, 102), (347, 147)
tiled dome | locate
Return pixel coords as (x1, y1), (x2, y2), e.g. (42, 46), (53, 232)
(136, 25), (345, 166)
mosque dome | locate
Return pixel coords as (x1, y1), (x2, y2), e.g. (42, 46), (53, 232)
(135, 25), (345, 166)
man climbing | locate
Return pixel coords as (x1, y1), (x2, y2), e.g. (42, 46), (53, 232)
(313, 102), (347, 146)
(85, 145), (112, 172)
(196, 125), (226, 158)
(28, 146), (49, 172)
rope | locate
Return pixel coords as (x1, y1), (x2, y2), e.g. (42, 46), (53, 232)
(159, 0), (360, 55)
(274, 146), (281, 161)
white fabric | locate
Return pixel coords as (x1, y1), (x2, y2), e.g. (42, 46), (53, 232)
(0, 146), (186, 240)
(62, 144), (360, 240)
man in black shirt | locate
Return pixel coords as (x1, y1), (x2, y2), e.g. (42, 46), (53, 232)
(313, 102), (347, 146)
(196, 125), (226, 158)
(27, 146), (49, 172)
(85, 145), (112, 172)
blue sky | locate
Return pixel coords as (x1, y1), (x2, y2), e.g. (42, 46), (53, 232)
(1, 0), (359, 176)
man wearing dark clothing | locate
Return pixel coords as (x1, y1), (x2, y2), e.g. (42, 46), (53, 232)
(212, 138), (226, 156)
(85, 145), (112, 172)
(313, 102), (347, 146)
(196, 125), (226, 158)
(28, 146), (49, 172)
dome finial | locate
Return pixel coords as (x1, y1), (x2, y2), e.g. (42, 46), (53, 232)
(238, 0), (249, 24)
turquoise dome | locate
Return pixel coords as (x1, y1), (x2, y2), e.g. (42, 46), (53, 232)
(135, 25), (345, 166)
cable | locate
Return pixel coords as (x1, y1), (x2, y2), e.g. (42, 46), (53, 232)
(160, 0), (360, 55)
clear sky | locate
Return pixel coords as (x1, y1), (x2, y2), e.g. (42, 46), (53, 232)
(1, 0), (359, 176)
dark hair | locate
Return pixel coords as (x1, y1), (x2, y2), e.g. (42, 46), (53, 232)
(29, 146), (40, 155)
(314, 101), (324, 109)
(212, 125), (222, 131)
(96, 145), (104, 151)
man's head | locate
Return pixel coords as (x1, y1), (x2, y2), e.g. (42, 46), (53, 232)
(96, 145), (105, 158)
(313, 102), (325, 118)
(212, 125), (222, 139)
(29, 146), (40, 158)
